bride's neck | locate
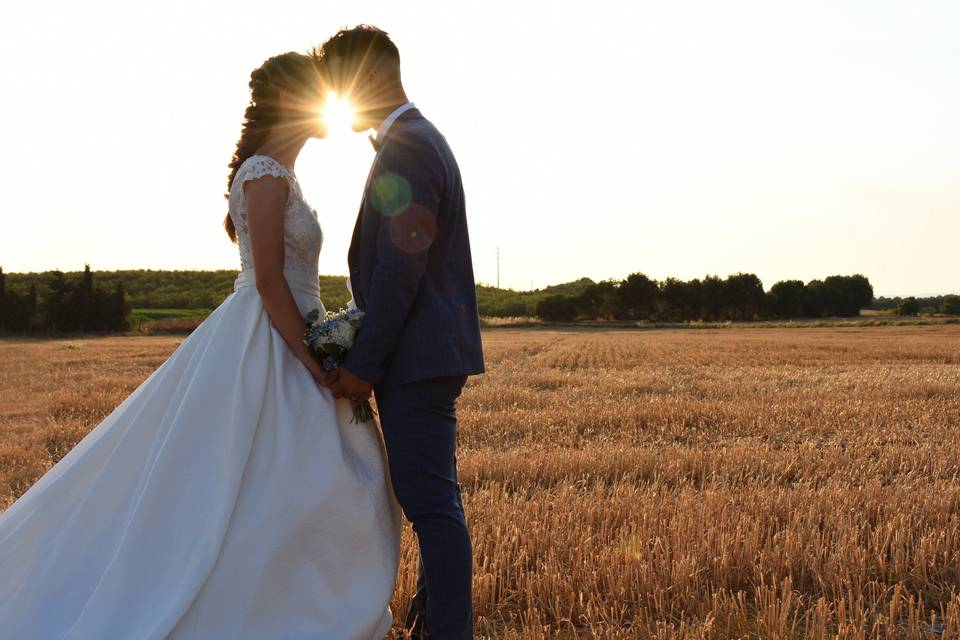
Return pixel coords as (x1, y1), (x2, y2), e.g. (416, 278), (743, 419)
(255, 135), (306, 169)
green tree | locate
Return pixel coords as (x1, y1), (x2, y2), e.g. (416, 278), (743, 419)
(617, 273), (658, 320)
(699, 275), (724, 321)
(110, 282), (130, 331)
(822, 274), (873, 316)
(577, 281), (621, 320)
(721, 273), (765, 320)
(803, 280), (826, 317)
(75, 263), (97, 331)
(659, 278), (699, 321)
(42, 271), (72, 332)
(941, 295), (960, 316)
(897, 297), (920, 316)
(536, 295), (578, 322)
(768, 280), (806, 318)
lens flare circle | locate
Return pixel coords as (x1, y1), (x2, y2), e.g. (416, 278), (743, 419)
(371, 173), (412, 217)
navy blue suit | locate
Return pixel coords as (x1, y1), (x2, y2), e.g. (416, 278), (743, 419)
(345, 107), (484, 387)
(344, 107), (483, 639)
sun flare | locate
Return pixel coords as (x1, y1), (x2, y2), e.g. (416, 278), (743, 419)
(319, 91), (354, 135)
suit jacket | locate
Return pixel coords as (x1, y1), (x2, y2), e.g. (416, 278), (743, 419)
(344, 108), (485, 387)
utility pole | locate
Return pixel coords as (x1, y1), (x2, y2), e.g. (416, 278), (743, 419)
(495, 247), (501, 289)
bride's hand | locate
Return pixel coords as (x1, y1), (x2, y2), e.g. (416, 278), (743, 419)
(305, 360), (327, 387)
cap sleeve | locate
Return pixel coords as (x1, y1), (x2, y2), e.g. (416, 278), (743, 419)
(237, 155), (289, 188)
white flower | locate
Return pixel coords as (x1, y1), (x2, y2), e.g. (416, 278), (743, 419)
(322, 319), (357, 349)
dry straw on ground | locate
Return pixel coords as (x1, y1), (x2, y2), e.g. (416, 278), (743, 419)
(2, 326), (959, 639)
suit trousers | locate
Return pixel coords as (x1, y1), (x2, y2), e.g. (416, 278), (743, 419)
(374, 376), (472, 639)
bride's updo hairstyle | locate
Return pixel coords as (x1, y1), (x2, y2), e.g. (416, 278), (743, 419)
(224, 51), (321, 242)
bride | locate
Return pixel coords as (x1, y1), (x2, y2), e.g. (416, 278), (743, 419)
(0, 51), (401, 639)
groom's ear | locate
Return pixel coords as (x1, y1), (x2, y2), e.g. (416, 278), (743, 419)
(360, 66), (380, 88)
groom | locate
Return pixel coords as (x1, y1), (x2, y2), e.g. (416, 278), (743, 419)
(320, 26), (485, 640)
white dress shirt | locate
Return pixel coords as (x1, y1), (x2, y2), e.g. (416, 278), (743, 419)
(364, 102), (417, 189)
(375, 102), (416, 144)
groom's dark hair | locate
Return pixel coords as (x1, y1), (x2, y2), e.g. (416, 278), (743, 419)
(319, 25), (401, 79)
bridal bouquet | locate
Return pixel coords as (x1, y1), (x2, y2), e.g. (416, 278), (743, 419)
(302, 308), (375, 423)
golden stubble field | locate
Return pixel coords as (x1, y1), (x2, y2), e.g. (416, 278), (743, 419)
(2, 326), (960, 639)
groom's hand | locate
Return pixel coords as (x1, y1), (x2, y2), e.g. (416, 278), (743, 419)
(327, 367), (373, 405)
(324, 367), (342, 388)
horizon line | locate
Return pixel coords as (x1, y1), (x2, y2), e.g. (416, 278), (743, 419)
(1, 265), (956, 299)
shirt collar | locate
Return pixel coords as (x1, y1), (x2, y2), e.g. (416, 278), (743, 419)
(375, 102), (416, 143)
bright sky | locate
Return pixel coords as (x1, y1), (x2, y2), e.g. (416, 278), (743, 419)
(1, 1), (957, 296)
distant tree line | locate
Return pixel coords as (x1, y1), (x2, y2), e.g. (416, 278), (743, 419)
(5, 269), (238, 310)
(534, 273), (877, 323)
(870, 294), (960, 317)
(4, 269), (353, 313)
(0, 266), (128, 334)
(3, 266), (955, 331)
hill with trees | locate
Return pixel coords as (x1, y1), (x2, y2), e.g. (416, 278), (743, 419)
(475, 278), (595, 317)
(4, 269), (353, 312)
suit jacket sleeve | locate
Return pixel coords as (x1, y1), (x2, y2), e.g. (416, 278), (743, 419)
(343, 137), (443, 384)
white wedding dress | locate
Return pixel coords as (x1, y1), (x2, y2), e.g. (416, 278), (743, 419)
(0, 155), (401, 639)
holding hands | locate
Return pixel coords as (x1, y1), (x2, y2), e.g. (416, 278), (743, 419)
(325, 367), (373, 407)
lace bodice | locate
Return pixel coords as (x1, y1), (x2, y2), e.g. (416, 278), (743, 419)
(228, 155), (322, 276)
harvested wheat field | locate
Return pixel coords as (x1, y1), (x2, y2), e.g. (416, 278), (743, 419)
(2, 326), (960, 639)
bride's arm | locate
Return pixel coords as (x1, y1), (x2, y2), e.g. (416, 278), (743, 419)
(244, 175), (326, 386)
